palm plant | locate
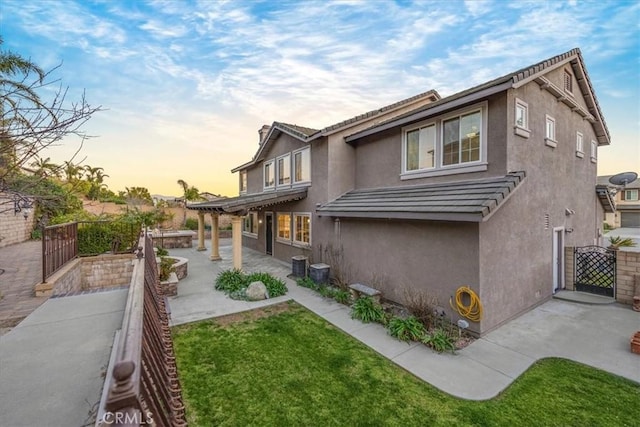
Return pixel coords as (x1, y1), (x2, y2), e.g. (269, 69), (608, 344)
(177, 179), (201, 226)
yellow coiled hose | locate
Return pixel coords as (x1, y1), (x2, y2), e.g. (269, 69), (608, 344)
(450, 286), (483, 322)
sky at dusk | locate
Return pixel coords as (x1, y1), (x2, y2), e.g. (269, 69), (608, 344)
(2, 0), (639, 197)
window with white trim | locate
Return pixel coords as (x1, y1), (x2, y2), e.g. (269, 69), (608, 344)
(514, 98), (530, 138)
(401, 103), (487, 178)
(240, 170), (247, 193)
(293, 213), (311, 245)
(293, 148), (311, 183)
(243, 212), (258, 235)
(277, 154), (291, 186)
(624, 190), (639, 201)
(545, 115), (556, 147)
(590, 140), (597, 163)
(277, 213), (291, 241)
(575, 132), (584, 158)
(406, 124), (435, 171)
(264, 161), (275, 189)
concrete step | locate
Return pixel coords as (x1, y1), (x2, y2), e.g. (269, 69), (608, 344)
(553, 290), (616, 305)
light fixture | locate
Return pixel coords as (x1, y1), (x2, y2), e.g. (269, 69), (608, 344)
(14, 197), (33, 220)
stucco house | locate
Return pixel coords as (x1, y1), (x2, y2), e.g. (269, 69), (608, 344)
(190, 48), (611, 335)
(598, 175), (640, 228)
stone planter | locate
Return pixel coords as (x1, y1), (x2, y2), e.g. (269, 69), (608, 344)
(631, 331), (640, 355)
(633, 296), (640, 312)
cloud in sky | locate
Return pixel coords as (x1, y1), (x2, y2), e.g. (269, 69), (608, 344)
(2, 0), (638, 196)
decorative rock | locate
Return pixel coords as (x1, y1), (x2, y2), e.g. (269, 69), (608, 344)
(246, 281), (268, 300)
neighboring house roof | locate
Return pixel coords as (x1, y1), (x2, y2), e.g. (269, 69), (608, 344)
(231, 90), (440, 173)
(345, 48), (610, 146)
(617, 204), (640, 211)
(317, 171), (525, 222)
(188, 188), (307, 215)
(597, 175), (640, 188)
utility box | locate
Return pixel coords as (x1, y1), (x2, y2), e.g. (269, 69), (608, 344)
(291, 256), (308, 278)
(309, 263), (330, 285)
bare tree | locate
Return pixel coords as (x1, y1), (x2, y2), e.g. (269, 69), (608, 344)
(0, 37), (101, 213)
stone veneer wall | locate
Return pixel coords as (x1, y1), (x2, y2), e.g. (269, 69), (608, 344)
(39, 254), (135, 296)
(151, 231), (194, 249)
(0, 193), (37, 248)
(565, 246), (639, 304)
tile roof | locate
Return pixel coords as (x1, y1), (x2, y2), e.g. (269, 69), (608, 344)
(274, 122), (320, 139)
(317, 172), (525, 222)
(188, 188), (307, 215)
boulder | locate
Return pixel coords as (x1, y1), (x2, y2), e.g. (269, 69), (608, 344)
(246, 281), (268, 300)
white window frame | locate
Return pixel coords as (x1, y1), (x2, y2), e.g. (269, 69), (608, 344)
(545, 115), (557, 148)
(239, 170), (247, 193)
(293, 147), (311, 185)
(404, 123), (436, 172)
(277, 154), (291, 187)
(624, 190), (639, 201)
(575, 132), (584, 158)
(276, 212), (292, 243)
(293, 213), (311, 246)
(401, 102), (488, 180)
(514, 98), (530, 138)
(243, 212), (258, 238)
(263, 160), (275, 190)
(590, 140), (597, 163)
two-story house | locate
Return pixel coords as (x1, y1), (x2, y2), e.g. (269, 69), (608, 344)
(598, 175), (640, 228)
(190, 48), (610, 335)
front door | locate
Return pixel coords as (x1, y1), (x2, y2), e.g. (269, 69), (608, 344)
(265, 213), (273, 255)
(552, 227), (565, 293)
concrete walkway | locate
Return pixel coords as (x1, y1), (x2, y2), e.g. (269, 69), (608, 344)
(0, 240), (48, 334)
(0, 288), (127, 427)
(168, 241), (640, 400)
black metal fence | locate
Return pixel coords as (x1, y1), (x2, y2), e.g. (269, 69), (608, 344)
(574, 246), (616, 297)
(42, 222), (78, 283)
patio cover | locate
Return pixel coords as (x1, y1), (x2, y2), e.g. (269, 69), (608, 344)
(317, 172), (526, 222)
(187, 188), (308, 215)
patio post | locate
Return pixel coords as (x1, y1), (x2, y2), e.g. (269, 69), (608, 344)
(196, 211), (206, 251)
(231, 215), (243, 270)
(210, 213), (221, 260)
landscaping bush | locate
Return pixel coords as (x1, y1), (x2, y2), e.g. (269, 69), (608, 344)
(421, 328), (456, 353)
(185, 217), (199, 231)
(387, 316), (426, 342)
(215, 269), (288, 299)
(296, 276), (319, 290)
(351, 296), (386, 324)
(159, 257), (176, 282)
(156, 247), (169, 257)
(333, 289), (351, 305)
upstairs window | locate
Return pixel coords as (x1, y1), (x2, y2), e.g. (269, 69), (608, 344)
(406, 124), (435, 171)
(442, 111), (481, 165)
(514, 98), (530, 138)
(277, 154), (291, 186)
(624, 190), (639, 201)
(293, 148), (311, 183)
(590, 140), (597, 163)
(545, 115), (557, 147)
(240, 170), (247, 193)
(576, 132), (584, 158)
(264, 161), (275, 189)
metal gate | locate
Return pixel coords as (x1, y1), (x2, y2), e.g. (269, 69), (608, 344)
(574, 246), (616, 297)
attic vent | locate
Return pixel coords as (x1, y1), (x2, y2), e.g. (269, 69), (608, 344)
(544, 213), (550, 230)
(564, 70), (573, 93)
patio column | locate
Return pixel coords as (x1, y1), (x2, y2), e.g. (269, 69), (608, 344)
(210, 213), (221, 261)
(196, 211), (206, 251)
(231, 215), (243, 270)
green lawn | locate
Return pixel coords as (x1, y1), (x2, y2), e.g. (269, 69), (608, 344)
(172, 301), (639, 426)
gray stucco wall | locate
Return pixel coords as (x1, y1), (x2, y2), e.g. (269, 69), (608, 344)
(335, 219), (481, 330)
(477, 80), (604, 333)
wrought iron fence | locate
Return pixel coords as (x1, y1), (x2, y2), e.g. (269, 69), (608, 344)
(97, 233), (186, 426)
(42, 222), (78, 283)
(574, 246), (616, 298)
(77, 220), (140, 256)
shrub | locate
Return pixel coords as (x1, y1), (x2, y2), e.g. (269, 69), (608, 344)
(387, 316), (426, 342)
(403, 287), (438, 330)
(608, 236), (637, 248)
(215, 269), (247, 293)
(156, 247), (169, 257)
(351, 297), (385, 324)
(333, 290), (351, 305)
(159, 257), (176, 282)
(297, 276), (318, 291)
(185, 217), (199, 230)
(318, 286), (336, 298)
(246, 272), (288, 298)
(421, 328), (456, 353)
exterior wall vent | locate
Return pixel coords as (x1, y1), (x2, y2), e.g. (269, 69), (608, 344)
(544, 213), (550, 230)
